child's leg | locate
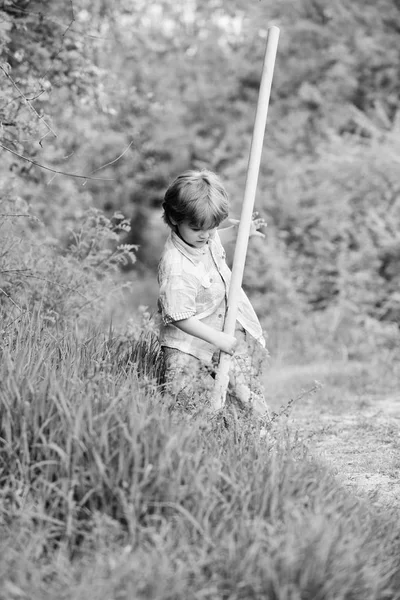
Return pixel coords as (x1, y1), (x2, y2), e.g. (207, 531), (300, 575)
(161, 347), (214, 412)
(228, 328), (270, 420)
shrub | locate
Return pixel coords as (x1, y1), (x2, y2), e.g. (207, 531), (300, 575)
(0, 185), (136, 328)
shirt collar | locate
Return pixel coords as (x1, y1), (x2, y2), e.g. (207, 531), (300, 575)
(169, 230), (210, 263)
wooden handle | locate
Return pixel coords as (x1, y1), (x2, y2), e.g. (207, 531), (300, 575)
(212, 25), (280, 411)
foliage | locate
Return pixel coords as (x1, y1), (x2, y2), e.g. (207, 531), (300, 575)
(256, 0), (400, 330)
(270, 131), (400, 323)
(2, 0), (400, 338)
(0, 0), (98, 158)
(0, 182), (136, 327)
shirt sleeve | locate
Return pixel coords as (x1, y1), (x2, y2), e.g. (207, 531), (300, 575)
(158, 256), (198, 325)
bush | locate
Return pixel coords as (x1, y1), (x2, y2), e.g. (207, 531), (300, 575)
(0, 184), (136, 327)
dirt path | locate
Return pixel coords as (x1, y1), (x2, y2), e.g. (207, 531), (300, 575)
(264, 360), (400, 509)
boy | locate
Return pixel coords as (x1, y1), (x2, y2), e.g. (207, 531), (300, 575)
(158, 169), (269, 417)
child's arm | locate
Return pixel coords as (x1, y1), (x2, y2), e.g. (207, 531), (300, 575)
(174, 317), (237, 355)
(218, 215), (267, 246)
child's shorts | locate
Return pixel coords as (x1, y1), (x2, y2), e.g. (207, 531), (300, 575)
(161, 328), (269, 418)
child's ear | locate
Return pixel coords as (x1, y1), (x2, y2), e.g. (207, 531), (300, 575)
(170, 217), (177, 226)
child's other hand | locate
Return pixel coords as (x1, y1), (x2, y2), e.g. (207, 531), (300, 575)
(215, 332), (237, 355)
(250, 211), (267, 238)
(228, 212), (267, 238)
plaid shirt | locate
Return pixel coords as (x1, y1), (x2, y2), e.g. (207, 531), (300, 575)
(158, 230), (265, 362)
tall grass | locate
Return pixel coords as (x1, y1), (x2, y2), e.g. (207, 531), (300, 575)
(1, 311), (400, 600)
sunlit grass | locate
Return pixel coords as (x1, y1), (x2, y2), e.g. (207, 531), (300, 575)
(1, 311), (400, 599)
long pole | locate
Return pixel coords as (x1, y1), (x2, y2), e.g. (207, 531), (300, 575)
(212, 25), (280, 411)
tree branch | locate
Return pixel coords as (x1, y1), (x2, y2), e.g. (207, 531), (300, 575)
(0, 286), (23, 312)
(3, 3), (112, 40)
(89, 140), (134, 174)
(0, 142), (114, 181)
(23, 273), (89, 300)
(0, 214), (36, 218)
(0, 65), (57, 139)
(39, 0), (75, 85)
(1, 311), (30, 334)
(0, 269), (33, 273)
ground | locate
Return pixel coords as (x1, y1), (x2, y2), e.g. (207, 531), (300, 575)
(265, 359), (400, 509)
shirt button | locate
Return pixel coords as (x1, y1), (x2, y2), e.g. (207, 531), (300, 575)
(218, 313), (223, 318)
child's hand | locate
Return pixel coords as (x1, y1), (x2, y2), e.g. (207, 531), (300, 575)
(214, 331), (237, 355)
(228, 212), (267, 238)
(250, 212), (267, 238)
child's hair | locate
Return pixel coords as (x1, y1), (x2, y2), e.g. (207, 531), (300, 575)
(162, 169), (229, 230)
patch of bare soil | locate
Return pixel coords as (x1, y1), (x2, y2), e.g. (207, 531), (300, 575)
(265, 361), (400, 509)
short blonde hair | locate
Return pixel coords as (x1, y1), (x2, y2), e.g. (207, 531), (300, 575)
(162, 169), (229, 230)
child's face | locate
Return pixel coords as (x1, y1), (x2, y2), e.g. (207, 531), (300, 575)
(176, 220), (217, 248)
